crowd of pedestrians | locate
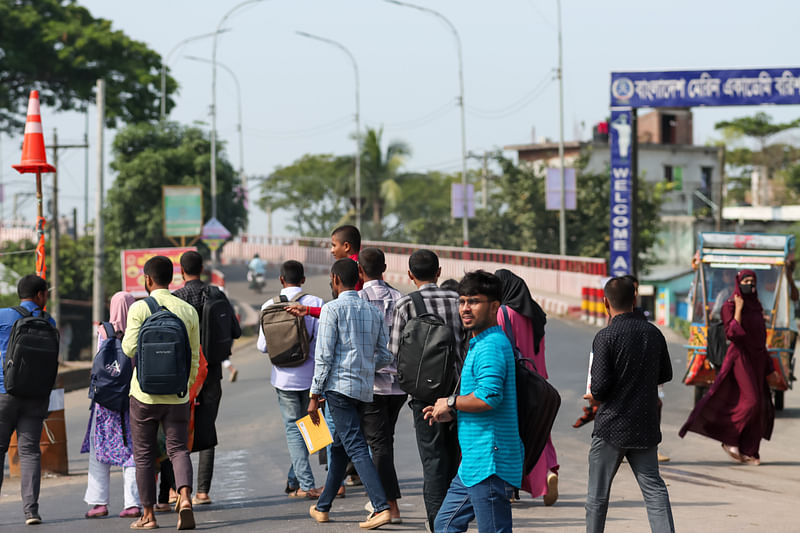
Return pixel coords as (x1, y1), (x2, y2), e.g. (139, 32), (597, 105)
(1, 222), (787, 532)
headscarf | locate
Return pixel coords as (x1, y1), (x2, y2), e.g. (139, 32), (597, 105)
(109, 291), (136, 334)
(733, 269), (762, 314)
(495, 269), (547, 354)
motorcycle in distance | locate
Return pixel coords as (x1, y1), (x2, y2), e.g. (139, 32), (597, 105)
(247, 269), (265, 294)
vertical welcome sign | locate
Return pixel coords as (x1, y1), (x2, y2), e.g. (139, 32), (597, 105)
(609, 107), (633, 276)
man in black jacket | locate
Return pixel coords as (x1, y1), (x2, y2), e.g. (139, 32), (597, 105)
(583, 276), (674, 533)
(173, 251), (241, 505)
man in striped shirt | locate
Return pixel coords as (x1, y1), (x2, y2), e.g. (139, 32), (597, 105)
(358, 248), (405, 524)
(388, 250), (464, 532)
(424, 270), (523, 533)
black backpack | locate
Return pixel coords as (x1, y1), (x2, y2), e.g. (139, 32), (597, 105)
(501, 305), (561, 476)
(135, 297), (192, 397)
(259, 292), (311, 368)
(201, 285), (241, 365)
(4, 306), (60, 398)
(396, 291), (458, 404)
(706, 319), (728, 369)
(89, 322), (133, 413)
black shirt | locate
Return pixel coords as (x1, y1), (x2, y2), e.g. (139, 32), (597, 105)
(591, 312), (672, 449)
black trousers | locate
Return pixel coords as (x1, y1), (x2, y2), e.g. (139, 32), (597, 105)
(194, 377), (222, 494)
(359, 393), (408, 501)
(409, 398), (460, 531)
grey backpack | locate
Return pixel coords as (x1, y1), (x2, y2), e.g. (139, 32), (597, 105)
(259, 293), (310, 368)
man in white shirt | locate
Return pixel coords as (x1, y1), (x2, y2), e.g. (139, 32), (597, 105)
(257, 260), (324, 498)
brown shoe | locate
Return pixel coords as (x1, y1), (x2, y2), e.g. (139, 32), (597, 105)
(657, 451), (671, 463)
(543, 472), (559, 506)
(359, 509), (391, 530)
(309, 505), (329, 523)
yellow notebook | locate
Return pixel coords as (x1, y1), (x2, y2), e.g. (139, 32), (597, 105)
(296, 409), (333, 454)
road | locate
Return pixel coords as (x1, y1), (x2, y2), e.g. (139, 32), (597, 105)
(1, 264), (798, 531)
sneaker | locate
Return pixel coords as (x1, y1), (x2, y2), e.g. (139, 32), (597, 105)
(543, 472), (559, 506)
(359, 509), (391, 530)
(119, 507), (142, 518)
(85, 505), (109, 518)
(25, 512), (42, 525)
(309, 505), (329, 523)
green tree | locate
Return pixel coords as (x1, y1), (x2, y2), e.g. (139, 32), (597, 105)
(104, 122), (246, 271)
(257, 153), (353, 237)
(358, 127), (411, 240)
(0, 0), (177, 133)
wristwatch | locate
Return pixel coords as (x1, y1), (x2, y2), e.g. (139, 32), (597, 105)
(446, 394), (458, 410)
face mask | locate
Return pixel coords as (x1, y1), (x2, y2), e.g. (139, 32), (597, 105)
(740, 284), (755, 295)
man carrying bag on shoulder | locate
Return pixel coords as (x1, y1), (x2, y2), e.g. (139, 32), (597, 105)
(122, 256), (200, 530)
(0, 275), (59, 526)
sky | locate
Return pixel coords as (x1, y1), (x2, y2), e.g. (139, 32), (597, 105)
(2, 0), (800, 237)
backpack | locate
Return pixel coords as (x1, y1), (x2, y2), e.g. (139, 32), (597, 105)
(4, 306), (60, 398)
(501, 305), (561, 476)
(135, 297), (192, 397)
(89, 322), (133, 413)
(259, 292), (311, 368)
(396, 291), (458, 404)
(201, 285), (241, 365)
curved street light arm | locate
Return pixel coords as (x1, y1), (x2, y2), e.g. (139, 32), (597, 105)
(295, 31), (362, 229)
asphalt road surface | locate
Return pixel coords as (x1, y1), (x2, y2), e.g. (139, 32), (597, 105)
(1, 264), (798, 531)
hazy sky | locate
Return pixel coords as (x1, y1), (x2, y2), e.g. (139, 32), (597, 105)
(2, 0), (799, 236)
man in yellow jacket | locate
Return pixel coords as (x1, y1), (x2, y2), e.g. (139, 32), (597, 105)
(122, 256), (200, 530)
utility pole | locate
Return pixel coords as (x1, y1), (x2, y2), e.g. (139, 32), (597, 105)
(84, 111), (89, 232)
(556, 0), (567, 256)
(50, 131), (89, 330)
(92, 80), (105, 348)
(481, 152), (488, 209)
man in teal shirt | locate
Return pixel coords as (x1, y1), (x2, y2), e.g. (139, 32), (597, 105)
(424, 270), (523, 533)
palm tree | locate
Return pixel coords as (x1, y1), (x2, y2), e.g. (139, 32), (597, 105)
(358, 127), (411, 239)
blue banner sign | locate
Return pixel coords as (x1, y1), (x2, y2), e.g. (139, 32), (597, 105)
(609, 107), (633, 276)
(610, 68), (800, 108)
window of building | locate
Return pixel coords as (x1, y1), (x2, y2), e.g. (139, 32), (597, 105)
(664, 165), (673, 182)
(701, 166), (713, 193)
(660, 113), (677, 144)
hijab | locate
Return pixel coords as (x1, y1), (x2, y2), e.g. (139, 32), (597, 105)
(109, 291), (136, 334)
(733, 269), (763, 314)
(495, 269), (547, 354)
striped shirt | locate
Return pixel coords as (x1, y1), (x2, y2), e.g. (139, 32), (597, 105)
(457, 326), (523, 488)
(359, 279), (404, 395)
(388, 283), (466, 374)
(311, 290), (393, 402)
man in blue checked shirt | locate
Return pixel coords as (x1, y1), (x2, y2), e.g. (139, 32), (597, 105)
(307, 258), (394, 530)
(424, 270), (523, 533)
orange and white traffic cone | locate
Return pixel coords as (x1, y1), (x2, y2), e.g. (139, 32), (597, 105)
(12, 90), (56, 174)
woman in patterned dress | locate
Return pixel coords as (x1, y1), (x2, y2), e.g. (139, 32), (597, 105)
(82, 291), (141, 518)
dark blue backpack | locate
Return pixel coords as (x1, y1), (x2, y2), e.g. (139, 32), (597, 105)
(88, 322), (133, 413)
(135, 297), (191, 397)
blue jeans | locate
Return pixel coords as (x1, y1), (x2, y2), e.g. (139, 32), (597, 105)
(275, 388), (315, 491)
(315, 391), (389, 514)
(434, 474), (514, 533)
(585, 436), (674, 533)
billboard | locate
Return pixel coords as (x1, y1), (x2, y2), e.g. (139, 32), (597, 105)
(451, 183), (475, 219)
(163, 186), (203, 238)
(609, 107), (633, 277)
(545, 167), (576, 211)
(121, 247), (197, 297)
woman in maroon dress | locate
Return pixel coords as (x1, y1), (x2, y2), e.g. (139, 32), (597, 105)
(679, 269), (777, 465)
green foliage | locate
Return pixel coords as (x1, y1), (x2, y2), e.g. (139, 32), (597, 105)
(257, 153), (353, 237)
(104, 122), (246, 271)
(715, 112), (800, 149)
(359, 127), (411, 239)
(0, 0), (176, 133)
(0, 234), (96, 300)
(671, 315), (691, 341)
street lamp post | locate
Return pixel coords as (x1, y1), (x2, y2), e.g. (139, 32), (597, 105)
(384, 0), (470, 247)
(160, 30), (229, 120)
(556, 0), (567, 256)
(185, 55), (246, 224)
(211, 0), (268, 222)
(295, 31), (362, 230)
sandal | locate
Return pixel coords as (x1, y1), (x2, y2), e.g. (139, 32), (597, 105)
(177, 504), (196, 530)
(153, 503), (171, 513)
(130, 517), (158, 530)
(722, 443), (743, 463)
(288, 488), (321, 499)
